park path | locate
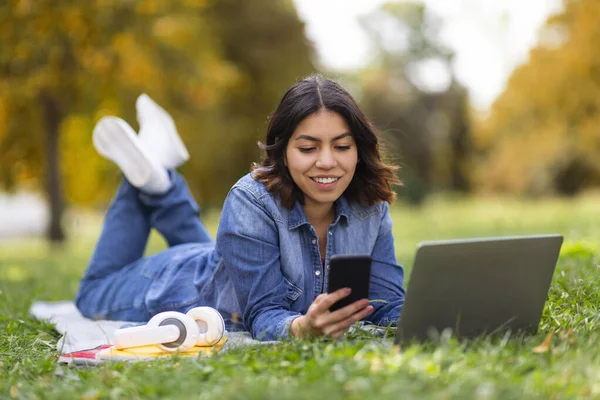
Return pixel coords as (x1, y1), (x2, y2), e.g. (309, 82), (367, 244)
(0, 192), (48, 240)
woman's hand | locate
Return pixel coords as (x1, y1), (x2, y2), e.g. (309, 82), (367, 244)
(290, 288), (374, 339)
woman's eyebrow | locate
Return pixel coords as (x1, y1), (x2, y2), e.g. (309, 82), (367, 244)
(294, 132), (352, 142)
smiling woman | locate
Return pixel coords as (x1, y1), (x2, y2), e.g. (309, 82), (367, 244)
(252, 75), (399, 209)
(75, 74), (406, 342)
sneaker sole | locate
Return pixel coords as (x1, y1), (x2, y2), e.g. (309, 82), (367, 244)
(159, 113), (190, 168)
(137, 94), (189, 168)
(93, 116), (152, 187)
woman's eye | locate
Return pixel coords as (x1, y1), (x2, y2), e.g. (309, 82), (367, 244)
(298, 147), (316, 153)
(336, 145), (351, 151)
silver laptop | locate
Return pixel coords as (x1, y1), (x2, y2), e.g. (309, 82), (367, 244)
(395, 234), (563, 343)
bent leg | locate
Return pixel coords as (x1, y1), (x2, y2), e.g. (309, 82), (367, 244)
(76, 172), (212, 320)
(82, 179), (151, 281)
(140, 170), (212, 247)
(76, 244), (209, 321)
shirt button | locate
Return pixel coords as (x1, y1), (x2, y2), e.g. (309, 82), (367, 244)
(311, 239), (316, 244)
(326, 264), (330, 270)
(328, 231), (332, 236)
(315, 270), (321, 276)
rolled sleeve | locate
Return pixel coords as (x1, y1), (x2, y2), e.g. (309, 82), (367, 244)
(366, 202), (406, 327)
(217, 186), (300, 341)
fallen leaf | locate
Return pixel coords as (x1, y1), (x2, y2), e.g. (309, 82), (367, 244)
(532, 332), (553, 353)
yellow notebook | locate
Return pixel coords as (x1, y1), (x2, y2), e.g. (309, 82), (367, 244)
(96, 337), (228, 361)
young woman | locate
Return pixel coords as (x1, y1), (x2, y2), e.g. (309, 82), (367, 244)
(75, 75), (406, 341)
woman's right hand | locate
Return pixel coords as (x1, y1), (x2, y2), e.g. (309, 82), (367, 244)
(290, 288), (374, 339)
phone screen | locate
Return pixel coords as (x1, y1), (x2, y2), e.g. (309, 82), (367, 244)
(326, 254), (372, 311)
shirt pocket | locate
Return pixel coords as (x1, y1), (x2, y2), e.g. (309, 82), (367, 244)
(283, 277), (303, 302)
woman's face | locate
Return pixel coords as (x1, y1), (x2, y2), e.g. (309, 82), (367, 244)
(285, 109), (358, 212)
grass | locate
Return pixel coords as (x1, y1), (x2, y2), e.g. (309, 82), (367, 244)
(1, 194), (600, 399)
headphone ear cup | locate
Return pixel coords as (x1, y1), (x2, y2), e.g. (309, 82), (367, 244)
(151, 311), (200, 352)
(186, 307), (225, 346)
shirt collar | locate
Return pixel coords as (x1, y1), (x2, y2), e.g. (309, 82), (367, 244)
(288, 195), (350, 230)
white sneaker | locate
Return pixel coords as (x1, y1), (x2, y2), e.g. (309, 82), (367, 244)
(136, 94), (190, 169)
(93, 116), (171, 194)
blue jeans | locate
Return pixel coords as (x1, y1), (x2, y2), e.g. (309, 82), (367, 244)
(75, 171), (212, 321)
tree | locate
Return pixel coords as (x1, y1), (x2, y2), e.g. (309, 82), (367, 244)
(475, 0), (600, 196)
(357, 2), (472, 204)
(193, 0), (315, 204)
(0, 0), (314, 241)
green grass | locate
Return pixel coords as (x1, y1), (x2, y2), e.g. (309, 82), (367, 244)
(1, 194), (600, 399)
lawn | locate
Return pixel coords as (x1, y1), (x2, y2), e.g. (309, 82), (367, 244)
(1, 194), (600, 399)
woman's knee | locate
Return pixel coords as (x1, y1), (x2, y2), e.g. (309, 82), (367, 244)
(74, 280), (98, 319)
(74, 277), (152, 322)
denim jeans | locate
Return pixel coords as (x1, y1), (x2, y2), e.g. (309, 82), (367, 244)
(75, 171), (214, 321)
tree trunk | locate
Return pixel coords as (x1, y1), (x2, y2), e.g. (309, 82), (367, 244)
(39, 91), (66, 243)
(448, 86), (471, 193)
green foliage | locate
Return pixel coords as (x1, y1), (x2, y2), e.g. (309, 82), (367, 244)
(188, 0), (315, 205)
(0, 0), (314, 210)
(475, 0), (600, 196)
(1, 196), (600, 398)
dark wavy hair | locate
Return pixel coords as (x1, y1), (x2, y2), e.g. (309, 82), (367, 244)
(251, 74), (401, 208)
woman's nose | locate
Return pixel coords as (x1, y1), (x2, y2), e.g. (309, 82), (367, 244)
(315, 149), (337, 169)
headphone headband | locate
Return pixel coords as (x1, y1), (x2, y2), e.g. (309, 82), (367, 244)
(113, 307), (225, 352)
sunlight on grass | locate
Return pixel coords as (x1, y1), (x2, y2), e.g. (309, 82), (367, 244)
(390, 194), (600, 269)
(0, 264), (32, 282)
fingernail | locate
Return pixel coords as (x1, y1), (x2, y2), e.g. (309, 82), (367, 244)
(344, 288), (352, 294)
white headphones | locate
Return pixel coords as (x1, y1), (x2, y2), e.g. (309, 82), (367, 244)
(114, 307), (225, 352)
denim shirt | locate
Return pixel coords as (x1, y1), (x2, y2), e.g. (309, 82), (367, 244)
(212, 173), (406, 341)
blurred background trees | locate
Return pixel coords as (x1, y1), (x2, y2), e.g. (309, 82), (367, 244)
(356, 2), (471, 204)
(0, 0), (312, 241)
(474, 0), (600, 197)
(1, 0), (599, 242)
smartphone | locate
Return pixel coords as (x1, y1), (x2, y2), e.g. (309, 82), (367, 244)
(326, 254), (372, 312)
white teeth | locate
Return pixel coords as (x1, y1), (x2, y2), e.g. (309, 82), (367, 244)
(314, 177), (338, 184)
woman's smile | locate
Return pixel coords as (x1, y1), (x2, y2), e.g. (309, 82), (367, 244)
(310, 175), (340, 190)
